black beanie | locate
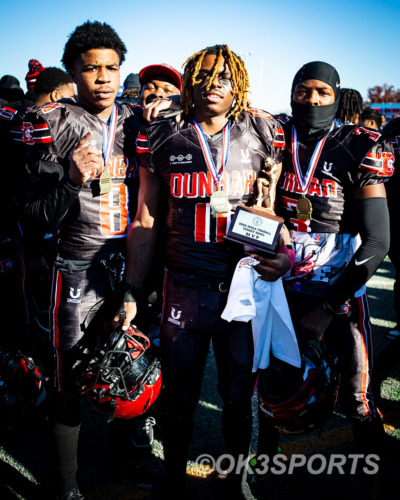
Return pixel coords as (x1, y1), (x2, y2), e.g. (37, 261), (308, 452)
(291, 61), (340, 100)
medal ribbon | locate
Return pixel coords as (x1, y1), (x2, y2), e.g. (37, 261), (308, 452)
(99, 103), (118, 168)
(193, 118), (230, 188)
(291, 122), (334, 194)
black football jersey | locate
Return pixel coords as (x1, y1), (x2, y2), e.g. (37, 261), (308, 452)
(136, 109), (285, 280)
(278, 121), (394, 234)
(278, 120), (394, 294)
(24, 100), (143, 260)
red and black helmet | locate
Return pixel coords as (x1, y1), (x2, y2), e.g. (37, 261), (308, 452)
(0, 347), (48, 431)
(77, 326), (161, 421)
(256, 341), (339, 435)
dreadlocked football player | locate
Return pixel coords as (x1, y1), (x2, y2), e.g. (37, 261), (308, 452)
(335, 87), (364, 126)
(257, 61), (394, 499)
(23, 21), (180, 500)
(115, 44), (287, 499)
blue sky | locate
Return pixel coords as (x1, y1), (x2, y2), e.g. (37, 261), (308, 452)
(1, 0), (399, 114)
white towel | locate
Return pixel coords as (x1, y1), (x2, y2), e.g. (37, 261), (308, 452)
(221, 257), (301, 372)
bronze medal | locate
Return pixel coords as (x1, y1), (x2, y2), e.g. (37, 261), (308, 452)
(296, 195), (313, 220)
(210, 189), (229, 214)
(99, 169), (112, 195)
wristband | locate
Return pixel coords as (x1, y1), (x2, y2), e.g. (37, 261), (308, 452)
(277, 245), (296, 270)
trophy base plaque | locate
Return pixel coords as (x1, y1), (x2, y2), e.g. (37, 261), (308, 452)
(225, 204), (284, 257)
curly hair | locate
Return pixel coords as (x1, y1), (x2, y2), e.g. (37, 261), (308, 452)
(61, 21), (127, 70)
(34, 67), (72, 96)
(181, 44), (249, 120)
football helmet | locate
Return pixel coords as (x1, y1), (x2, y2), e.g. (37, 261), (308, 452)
(256, 341), (339, 435)
(77, 326), (161, 421)
(0, 347), (48, 431)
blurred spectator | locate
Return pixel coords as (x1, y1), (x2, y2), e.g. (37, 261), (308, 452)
(120, 72), (140, 103)
(5, 59), (46, 109)
(0, 75), (24, 105)
(335, 88), (363, 125)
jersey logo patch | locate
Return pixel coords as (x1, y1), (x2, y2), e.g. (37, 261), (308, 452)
(170, 154), (193, 165)
(22, 122), (35, 144)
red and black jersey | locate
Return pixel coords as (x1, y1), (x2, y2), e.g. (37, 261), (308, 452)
(278, 121), (394, 234)
(24, 100), (143, 260)
(137, 108), (284, 280)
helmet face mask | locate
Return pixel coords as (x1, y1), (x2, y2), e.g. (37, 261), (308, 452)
(256, 341), (339, 435)
(77, 326), (161, 421)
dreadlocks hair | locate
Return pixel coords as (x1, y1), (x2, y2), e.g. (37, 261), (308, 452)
(335, 88), (364, 124)
(181, 44), (250, 121)
(62, 21), (127, 71)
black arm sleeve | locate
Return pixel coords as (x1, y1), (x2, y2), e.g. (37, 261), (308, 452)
(24, 159), (82, 235)
(324, 197), (390, 309)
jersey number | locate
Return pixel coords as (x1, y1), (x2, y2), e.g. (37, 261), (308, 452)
(100, 184), (128, 236)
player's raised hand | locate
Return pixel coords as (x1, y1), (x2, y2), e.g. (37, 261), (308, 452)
(69, 131), (102, 185)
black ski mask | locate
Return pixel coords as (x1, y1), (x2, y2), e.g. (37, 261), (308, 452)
(290, 61), (340, 143)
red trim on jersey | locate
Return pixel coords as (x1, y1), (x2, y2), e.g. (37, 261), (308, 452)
(33, 123), (49, 130)
(34, 137), (52, 143)
(215, 213), (228, 242)
(273, 126), (285, 148)
(281, 195), (298, 212)
(160, 269), (169, 326)
(51, 269), (64, 391)
(194, 203), (210, 242)
(248, 109), (272, 119)
(136, 133), (149, 153)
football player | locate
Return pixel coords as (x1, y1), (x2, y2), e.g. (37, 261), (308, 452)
(257, 61), (393, 499)
(115, 44), (288, 499)
(23, 21), (180, 500)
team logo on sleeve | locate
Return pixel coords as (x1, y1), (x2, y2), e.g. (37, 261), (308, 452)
(22, 122), (35, 145)
(360, 151), (395, 177)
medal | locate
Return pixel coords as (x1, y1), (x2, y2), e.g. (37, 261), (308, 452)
(193, 118), (230, 214)
(99, 169), (112, 194)
(291, 123), (334, 221)
(99, 104), (118, 195)
(210, 189), (230, 214)
(296, 194), (313, 220)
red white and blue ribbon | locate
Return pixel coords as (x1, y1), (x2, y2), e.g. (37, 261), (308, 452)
(193, 118), (230, 188)
(291, 122), (334, 194)
(99, 103), (118, 167)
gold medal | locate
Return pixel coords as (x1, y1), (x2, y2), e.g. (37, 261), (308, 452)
(296, 195), (313, 220)
(210, 189), (229, 214)
(99, 169), (112, 195)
